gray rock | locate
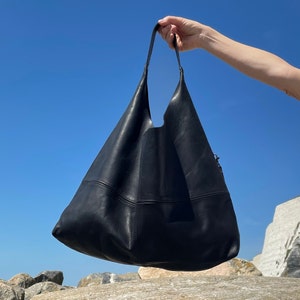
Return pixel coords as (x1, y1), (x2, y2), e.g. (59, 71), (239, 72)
(115, 272), (140, 282)
(34, 271), (63, 285)
(77, 272), (140, 287)
(31, 276), (300, 300)
(77, 272), (112, 287)
(25, 282), (69, 300)
(8, 273), (36, 288)
(0, 280), (24, 300)
(282, 236), (300, 278)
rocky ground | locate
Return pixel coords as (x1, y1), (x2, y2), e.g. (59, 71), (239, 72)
(31, 276), (300, 300)
(1, 258), (300, 300)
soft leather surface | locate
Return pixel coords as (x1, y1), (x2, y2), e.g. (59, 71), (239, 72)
(52, 24), (239, 271)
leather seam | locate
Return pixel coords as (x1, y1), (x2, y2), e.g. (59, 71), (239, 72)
(82, 179), (136, 207)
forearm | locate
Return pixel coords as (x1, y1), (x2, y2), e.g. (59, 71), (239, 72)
(200, 26), (300, 100)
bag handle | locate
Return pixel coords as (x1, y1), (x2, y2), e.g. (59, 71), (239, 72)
(145, 23), (182, 72)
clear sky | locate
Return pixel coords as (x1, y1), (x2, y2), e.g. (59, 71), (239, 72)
(1, 0), (299, 287)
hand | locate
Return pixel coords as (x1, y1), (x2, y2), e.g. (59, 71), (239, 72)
(158, 16), (205, 51)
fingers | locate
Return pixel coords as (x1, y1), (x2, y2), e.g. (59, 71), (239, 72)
(158, 16), (184, 27)
(158, 25), (181, 49)
(158, 24), (176, 49)
(158, 16), (203, 51)
(158, 16), (186, 50)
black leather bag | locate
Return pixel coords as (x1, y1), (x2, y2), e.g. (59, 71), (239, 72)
(52, 24), (239, 271)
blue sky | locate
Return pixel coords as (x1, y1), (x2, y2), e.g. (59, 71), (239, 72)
(1, 0), (299, 286)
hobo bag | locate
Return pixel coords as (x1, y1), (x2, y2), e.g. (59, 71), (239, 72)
(52, 24), (240, 271)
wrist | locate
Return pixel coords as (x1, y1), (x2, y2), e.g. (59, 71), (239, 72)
(197, 25), (216, 49)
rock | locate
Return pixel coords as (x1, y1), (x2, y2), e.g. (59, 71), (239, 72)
(77, 273), (112, 287)
(8, 273), (36, 288)
(116, 272), (140, 282)
(254, 196), (300, 277)
(30, 276), (300, 300)
(0, 280), (24, 300)
(252, 253), (261, 267)
(281, 236), (300, 278)
(77, 272), (140, 287)
(138, 258), (261, 279)
(229, 258), (262, 276)
(25, 282), (69, 300)
(34, 271), (63, 285)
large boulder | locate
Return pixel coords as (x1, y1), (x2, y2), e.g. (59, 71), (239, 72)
(254, 196), (300, 277)
(138, 258), (261, 279)
(30, 276), (300, 300)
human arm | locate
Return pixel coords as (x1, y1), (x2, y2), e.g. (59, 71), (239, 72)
(158, 16), (300, 100)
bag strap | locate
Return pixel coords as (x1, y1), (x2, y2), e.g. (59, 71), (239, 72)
(144, 23), (182, 72)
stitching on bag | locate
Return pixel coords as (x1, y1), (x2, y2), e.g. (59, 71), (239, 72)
(82, 179), (136, 207)
(82, 180), (229, 206)
(190, 191), (229, 202)
(135, 197), (190, 204)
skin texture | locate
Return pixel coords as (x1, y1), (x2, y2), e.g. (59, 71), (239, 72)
(158, 16), (300, 101)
